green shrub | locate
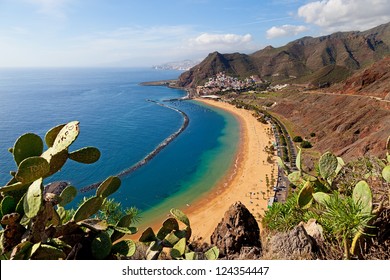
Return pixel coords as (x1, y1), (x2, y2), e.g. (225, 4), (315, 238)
(293, 136), (303, 142)
(300, 140), (312, 148)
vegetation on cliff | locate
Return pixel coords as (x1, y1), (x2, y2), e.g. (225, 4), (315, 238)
(263, 139), (390, 260)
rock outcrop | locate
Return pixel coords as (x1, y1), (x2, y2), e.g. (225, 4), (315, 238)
(210, 202), (262, 259)
(267, 224), (317, 260)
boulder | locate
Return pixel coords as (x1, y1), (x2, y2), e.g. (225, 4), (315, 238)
(210, 202), (262, 259)
(268, 224), (317, 259)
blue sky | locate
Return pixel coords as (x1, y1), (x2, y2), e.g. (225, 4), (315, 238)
(1, 0), (390, 67)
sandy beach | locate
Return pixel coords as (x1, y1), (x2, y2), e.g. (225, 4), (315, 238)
(133, 97), (277, 242)
(183, 98), (276, 241)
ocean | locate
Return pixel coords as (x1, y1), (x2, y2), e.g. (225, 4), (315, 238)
(0, 68), (239, 224)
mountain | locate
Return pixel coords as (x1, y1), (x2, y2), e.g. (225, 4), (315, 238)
(333, 56), (390, 99)
(178, 22), (390, 88)
(153, 59), (202, 71)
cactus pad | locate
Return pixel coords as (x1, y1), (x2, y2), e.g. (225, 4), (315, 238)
(52, 121), (80, 153)
(170, 237), (186, 259)
(297, 181), (314, 209)
(170, 208), (190, 227)
(352, 181), (372, 214)
(23, 178), (43, 219)
(44, 123), (66, 148)
(69, 147), (101, 164)
(15, 156), (50, 184)
(0, 196), (16, 216)
(13, 133), (43, 166)
(111, 240), (136, 257)
(204, 246), (219, 260)
(96, 176), (121, 198)
(72, 196), (104, 222)
(319, 152), (338, 179)
(382, 165), (390, 183)
(313, 192), (331, 206)
(139, 227), (157, 243)
(58, 185), (77, 207)
(91, 232), (112, 260)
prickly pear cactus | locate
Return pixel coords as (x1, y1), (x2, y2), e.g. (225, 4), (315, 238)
(69, 147), (101, 164)
(0, 122), (138, 260)
(13, 133), (44, 166)
(382, 165), (390, 183)
(52, 121), (80, 153)
(352, 181), (372, 214)
(297, 181), (314, 209)
(23, 178), (43, 219)
(319, 152), (338, 180)
(139, 208), (219, 260)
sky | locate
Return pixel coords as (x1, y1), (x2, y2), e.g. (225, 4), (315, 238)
(1, 0), (390, 67)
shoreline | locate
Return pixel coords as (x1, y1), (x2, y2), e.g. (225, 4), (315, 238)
(133, 97), (276, 242)
(185, 98), (276, 240)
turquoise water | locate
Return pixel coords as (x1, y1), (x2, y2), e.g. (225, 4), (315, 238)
(0, 68), (239, 220)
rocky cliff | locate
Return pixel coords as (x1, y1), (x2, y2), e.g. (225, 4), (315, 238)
(178, 22), (390, 88)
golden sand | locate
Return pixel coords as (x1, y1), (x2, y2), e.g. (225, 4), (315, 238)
(183, 98), (276, 241)
(133, 98), (276, 242)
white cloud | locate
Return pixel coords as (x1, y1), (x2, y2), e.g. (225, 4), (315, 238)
(193, 33), (252, 45)
(188, 33), (256, 55)
(26, 0), (71, 18)
(266, 25), (309, 39)
(298, 0), (390, 32)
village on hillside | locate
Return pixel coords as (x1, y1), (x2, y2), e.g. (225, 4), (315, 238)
(196, 72), (288, 95)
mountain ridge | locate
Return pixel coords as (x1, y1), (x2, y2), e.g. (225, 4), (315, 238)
(178, 22), (390, 88)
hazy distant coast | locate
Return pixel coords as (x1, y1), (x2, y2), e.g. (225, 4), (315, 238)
(140, 79), (196, 98)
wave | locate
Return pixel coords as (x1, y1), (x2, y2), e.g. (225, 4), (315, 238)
(79, 100), (189, 193)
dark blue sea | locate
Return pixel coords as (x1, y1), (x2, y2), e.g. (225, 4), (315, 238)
(0, 68), (239, 223)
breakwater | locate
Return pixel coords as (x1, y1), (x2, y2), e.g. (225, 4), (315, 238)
(79, 100), (189, 193)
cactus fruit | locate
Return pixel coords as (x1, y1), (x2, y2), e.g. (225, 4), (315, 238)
(23, 178), (43, 219)
(382, 165), (390, 183)
(15, 156), (49, 184)
(96, 176), (121, 198)
(13, 133), (43, 166)
(352, 181), (372, 214)
(297, 181), (314, 209)
(52, 121), (80, 153)
(72, 196), (104, 222)
(91, 232), (112, 260)
(111, 240), (136, 257)
(69, 147), (101, 164)
(170, 208), (190, 227)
